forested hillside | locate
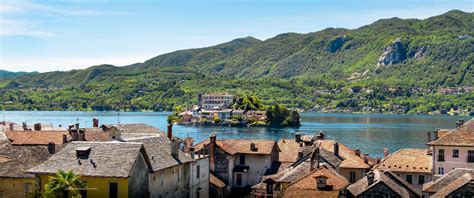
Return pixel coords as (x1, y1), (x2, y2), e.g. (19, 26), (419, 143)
(1, 10), (473, 114)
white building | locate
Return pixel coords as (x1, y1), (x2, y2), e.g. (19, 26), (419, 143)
(428, 119), (474, 176)
(198, 93), (235, 110)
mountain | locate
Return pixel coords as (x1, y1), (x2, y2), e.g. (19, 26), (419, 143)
(0, 10), (473, 113)
(0, 70), (39, 78)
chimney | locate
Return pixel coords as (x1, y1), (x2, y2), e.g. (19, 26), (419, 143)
(167, 124), (172, 139)
(209, 134), (217, 172)
(47, 142), (55, 154)
(78, 129), (85, 141)
(298, 151), (304, 159)
(433, 129), (439, 140)
(456, 119), (465, 127)
(171, 138), (179, 160)
(318, 131), (325, 140)
(250, 143), (258, 152)
(62, 134), (68, 144)
(69, 125), (78, 141)
(92, 118), (99, 128)
(383, 148), (389, 158)
(355, 149), (361, 157)
(8, 123), (14, 131)
(189, 147), (195, 159)
(310, 147), (320, 171)
(75, 123), (80, 129)
(334, 141), (339, 157)
(367, 172), (375, 185)
(22, 122), (27, 130)
(427, 131), (432, 143)
(295, 134), (302, 143)
(376, 156), (381, 164)
(363, 154), (369, 164)
(34, 123), (42, 131)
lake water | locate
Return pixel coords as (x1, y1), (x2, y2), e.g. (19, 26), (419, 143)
(2, 111), (471, 157)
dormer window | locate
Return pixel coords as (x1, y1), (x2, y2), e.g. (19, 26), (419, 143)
(76, 147), (91, 159)
(315, 175), (332, 190)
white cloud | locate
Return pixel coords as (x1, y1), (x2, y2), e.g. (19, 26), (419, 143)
(0, 18), (54, 37)
(0, 54), (159, 72)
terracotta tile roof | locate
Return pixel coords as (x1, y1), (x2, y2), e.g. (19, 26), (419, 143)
(0, 143), (51, 178)
(428, 119), (474, 146)
(29, 142), (148, 178)
(5, 131), (69, 145)
(347, 169), (411, 197)
(423, 168), (474, 193)
(437, 129), (451, 138)
(102, 123), (163, 134)
(277, 139), (300, 163)
(195, 139), (278, 155)
(83, 128), (110, 141)
(318, 140), (372, 169)
(373, 149), (432, 174)
(282, 165), (349, 198)
(210, 173), (226, 188)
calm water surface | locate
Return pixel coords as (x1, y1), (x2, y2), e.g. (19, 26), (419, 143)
(2, 111), (471, 157)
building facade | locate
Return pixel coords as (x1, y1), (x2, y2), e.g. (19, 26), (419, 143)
(199, 94), (235, 110)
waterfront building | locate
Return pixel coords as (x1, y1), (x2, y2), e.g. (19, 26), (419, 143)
(346, 169), (422, 198)
(427, 119), (474, 176)
(198, 93), (235, 110)
(194, 134), (280, 189)
(0, 143), (51, 198)
(423, 168), (474, 197)
(373, 149), (432, 188)
(29, 142), (151, 198)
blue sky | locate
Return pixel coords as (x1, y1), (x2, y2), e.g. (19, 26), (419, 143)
(0, 0), (472, 72)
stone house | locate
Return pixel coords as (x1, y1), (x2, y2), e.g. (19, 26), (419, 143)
(346, 169), (422, 198)
(29, 142), (151, 198)
(0, 142), (51, 198)
(281, 164), (349, 198)
(373, 149), (432, 188)
(427, 119), (474, 176)
(423, 168), (474, 197)
(194, 134), (280, 189)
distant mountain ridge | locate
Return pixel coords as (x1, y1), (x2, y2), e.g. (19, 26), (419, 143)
(0, 70), (39, 78)
(0, 10), (473, 112)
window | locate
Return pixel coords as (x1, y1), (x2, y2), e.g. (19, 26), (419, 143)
(239, 155), (245, 165)
(438, 149), (445, 162)
(109, 183), (118, 198)
(195, 191), (200, 198)
(468, 150), (474, 163)
(349, 171), (356, 183)
(196, 165), (200, 179)
(406, 175), (412, 184)
(160, 175), (164, 186)
(236, 174), (242, 186)
(438, 166), (444, 175)
(178, 167), (182, 182)
(453, 149), (459, 158)
(418, 175), (425, 184)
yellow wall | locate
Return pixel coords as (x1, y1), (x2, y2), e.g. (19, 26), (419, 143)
(0, 178), (35, 198)
(339, 168), (365, 183)
(37, 175), (129, 198)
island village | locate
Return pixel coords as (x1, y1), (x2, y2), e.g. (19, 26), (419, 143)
(0, 94), (473, 198)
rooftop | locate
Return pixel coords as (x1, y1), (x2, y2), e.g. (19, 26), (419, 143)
(127, 136), (194, 171)
(282, 165), (349, 198)
(210, 173), (226, 188)
(373, 149), (432, 174)
(0, 143), (51, 178)
(428, 119), (474, 146)
(318, 140), (373, 169)
(5, 130), (69, 145)
(194, 139), (278, 155)
(423, 168), (474, 194)
(29, 141), (148, 178)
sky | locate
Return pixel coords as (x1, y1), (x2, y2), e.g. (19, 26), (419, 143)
(0, 0), (472, 72)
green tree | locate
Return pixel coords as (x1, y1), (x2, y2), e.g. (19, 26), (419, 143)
(44, 170), (85, 198)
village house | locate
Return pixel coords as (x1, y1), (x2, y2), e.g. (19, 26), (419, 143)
(427, 119), (474, 176)
(346, 169), (422, 198)
(194, 134), (280, 190)
(100, 123), (166, 140)
(423, 168), (474, 197)
(29, 142), (151, 198)
(281, 164), (349, 198)
(198, 93), (235, 110)
(0, 142), (51, 198)
(373, 149), (432, 188)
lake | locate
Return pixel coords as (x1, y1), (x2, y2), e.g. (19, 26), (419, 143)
(2, 111), (471, 157)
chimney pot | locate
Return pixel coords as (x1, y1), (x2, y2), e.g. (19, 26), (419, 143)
(250, 143), (258, 152)
(383, 148), (389, 158)
(171, 138), (179, 159)
(47, 142), (55, 154)
(367, 172), (375, 185)
(334, 141), (339, 157)
(92, 118), (99, 128)
(355, 149), (361, 157)
(209, 133), (217, 172)
(62, 134), (68, 144)
(295, 134), (302, 143)
(8, 123), (14, 131)
(167, 124), (172, 139)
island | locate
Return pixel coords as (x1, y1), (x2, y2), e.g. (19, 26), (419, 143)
(168, 93), (301, 127)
